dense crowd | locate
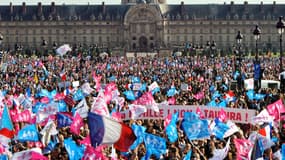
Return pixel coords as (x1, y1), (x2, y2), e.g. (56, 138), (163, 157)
(0, 51), (284, 160)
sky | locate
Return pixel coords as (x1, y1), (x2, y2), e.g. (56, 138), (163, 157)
(2, 0), (285, 5)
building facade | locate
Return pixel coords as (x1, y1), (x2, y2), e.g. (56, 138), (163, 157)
(0, 0), (284, 53)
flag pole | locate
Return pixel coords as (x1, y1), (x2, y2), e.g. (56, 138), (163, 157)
(189, 140), (207, 160)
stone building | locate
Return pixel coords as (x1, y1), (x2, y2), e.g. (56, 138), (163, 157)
(0, 0), (284, 54)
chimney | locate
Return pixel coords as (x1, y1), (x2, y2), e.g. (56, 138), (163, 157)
(244, 1), (248, 13)
(102, 2), (106, 15)
(9, 2), (13, 14)
(22, 2), (27, 15)
(180, 1), (185, 16)
(260, 1), (264, 13)
(38, 2), (42, 15)
(273, 1), (276, 13)
(51, 2), (56, 14)
(230, 1), (235, 13)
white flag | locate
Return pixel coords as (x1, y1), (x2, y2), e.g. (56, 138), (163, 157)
(81, 83), (94, 95)
(74, 98), (89, 118)
(40, 120), (58, 146)
(251, 109), (274, 125)
(129, 104), (147, 119)
(223, 120), (240, 138)
(148, 81), (159, 91)
(56, 44), (72, 56)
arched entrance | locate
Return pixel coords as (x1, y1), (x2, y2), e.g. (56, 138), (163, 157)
(139, 36), (148, 51)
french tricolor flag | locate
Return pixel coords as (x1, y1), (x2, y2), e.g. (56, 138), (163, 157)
(87, 112), (136, 152)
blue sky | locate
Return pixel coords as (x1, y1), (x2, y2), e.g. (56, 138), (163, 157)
(2, 0), (285, 5)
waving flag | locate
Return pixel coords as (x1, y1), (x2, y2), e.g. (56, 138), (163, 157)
(81, 83), (94, 96)
(91, 96), (109, 117)
(40, 120), (58, 146)
(0, 105), (14, 138)
(128, 104), (147, 119)
(133, 92), (158, 112)
(82, 146), (106, 160)
(87, 112), (136, 152)
(73, 89), (84, 101)
(70, 113), (84, 135)
(57, 100), (68, 112)
(64, 137), (85, 160)
(132, 76), (141, 83)
(250, 138), (264, 160)
(193, 91), (204, 100)
(73, 98), (89, 118)
(123, 90), (136, 101)
(57, 113), (73, 128)
(12, 148), (47, 160)
(251, 109), (274, 125)
(168, 97), (176, 105)
(17, 124), (39, 142)
(166, 112), (179, 143)
(143, 133), (166, 159)
(56, 44), (72, 56)
(183, 112), (200, 122)
(234, 139), (253, 160)
(212, 118), (230, 140)
(267, 99), (285, 121)
(130, 124), (146, 150)
(223, 120), (240, 138)
(182, 119), (210, 140)
(167, 87), (178, 97)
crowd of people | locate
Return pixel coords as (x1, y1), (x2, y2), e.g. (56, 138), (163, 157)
(0, 51), (284, 160)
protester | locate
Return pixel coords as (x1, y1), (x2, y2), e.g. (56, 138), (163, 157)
(0, 50), (284, 160)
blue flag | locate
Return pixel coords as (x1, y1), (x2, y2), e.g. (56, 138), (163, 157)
(182, 119), (210, 140)
(130, 125), (146, 150)
(43, 136), (59, 154)
(39, 89), (57, 99)
(183, 150), (192, 160)
(207, 100), (217, 107)
(123, 90), (136, 101)
(73, 89), (84, 101)
(132, 76), (141, 83)
(282, 143), (285, 160)
(25, 87), (31, 97)
(64, 137), (85, 160)
(255, 93), (266, 100)
(0, 105), (13, 131)
(57, 113), (73, 128)
(58, 100), (68, 112)
(251, 138), (264, 160)
(212, 91), (221, 99)
(0, 155), (8, 160)
(246, 90), (255, 100)
(143, 133), (166, 159)
(151, 87), (160, 95)
(254, 63), (261, 80)
(183, 112), (200, 122)
(217, 100), (227, 108)
(17, 124), (39, 142)
(140, 83), (147, 92)
(212, 118), (230, 140)
(167, 87), (178, 97)
(166, 112), (178, 143)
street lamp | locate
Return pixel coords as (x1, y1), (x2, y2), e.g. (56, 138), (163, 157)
(236, 31), (243, 90)
(210, 41), (216, 58)
(253, 25), (261, 62)
(0, 33), (3, 46)
(42, 39), (48, 56)
(277, 16), (285, 72)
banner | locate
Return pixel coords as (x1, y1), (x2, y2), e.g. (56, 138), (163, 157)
(121, 105), (256, 124)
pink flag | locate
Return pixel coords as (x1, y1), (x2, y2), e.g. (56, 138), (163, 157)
(104, 82), (117, 95)
(196, 107), (205, 119)
(91, 96), (110, 117)
(70, 113), (84, 135)
(234, 139), (253, 160)
(267, 99), (285, 121)
(128, 104), (147, 119)
(79, 135), (91, 146)
(133, 92), (156, 106)
(218, 108), (227, 122)
(82, 146), (108, 160)
(0, 143), (5, 154)
(168, 97), (176, 105)
(193, 91), (205, 100)
(111, 112), (122, 122)
(54, 92), (65, 101)
(40, 97), (50, 104)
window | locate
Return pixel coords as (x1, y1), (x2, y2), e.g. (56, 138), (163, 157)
(150, 36), (154, 40)
(83, 36), (86, 43)
(91, 37), (94, 43)
(73, 36), (77, 42)
(176, 36), (180, 42)
(132, 37), (136, 40)
(107, 36), (110, 42)
(83, 30), (86, 34)
(99, 36), (102, 43)
(56, 30), (60, 34)
(184, 36), (187, 42)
